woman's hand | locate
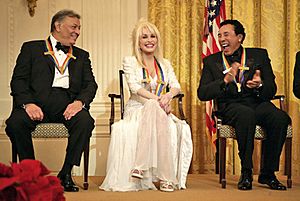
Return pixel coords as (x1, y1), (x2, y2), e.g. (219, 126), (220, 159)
(163, 103), (172, 114)
(159, 92), (172, 107)
(158, 92), (173, 114)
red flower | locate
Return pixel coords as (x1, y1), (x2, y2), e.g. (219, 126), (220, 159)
(0, 159), (65, 201)
(0, 163), (13, 177)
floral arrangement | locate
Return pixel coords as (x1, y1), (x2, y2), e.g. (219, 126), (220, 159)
(0, 159), (65, 201)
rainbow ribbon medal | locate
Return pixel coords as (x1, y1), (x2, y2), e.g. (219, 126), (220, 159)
(222, 47), (249, 92)
(142, 58), (165, 96)
(44, 37), (76, 74)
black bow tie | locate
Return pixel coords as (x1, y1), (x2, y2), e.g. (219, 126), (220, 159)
(55, 42), (70, 54)
(226, 47), (242, 64)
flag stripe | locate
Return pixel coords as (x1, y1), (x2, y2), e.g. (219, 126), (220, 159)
(202, 0), (226, 146)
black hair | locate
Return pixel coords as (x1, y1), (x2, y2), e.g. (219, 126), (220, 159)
(220, 20), (246, 43)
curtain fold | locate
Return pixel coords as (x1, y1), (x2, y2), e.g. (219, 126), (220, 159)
(148, 0), (300, 175)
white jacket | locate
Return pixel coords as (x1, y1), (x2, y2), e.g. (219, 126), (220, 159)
(122, 56), (181, 104)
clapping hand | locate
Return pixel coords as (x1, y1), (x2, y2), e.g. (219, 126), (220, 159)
(246, 70), (262, 88)
(224, 62), (240, 83)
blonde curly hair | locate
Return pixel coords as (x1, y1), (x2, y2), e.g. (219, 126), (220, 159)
(131, 19), (164, 68)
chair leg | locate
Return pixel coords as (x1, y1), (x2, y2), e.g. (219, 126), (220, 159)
(83, 140), (90, 190)
(218, 138), (222, 184)
(109, 96), (116, 134)
(215, 140), (219, 174)
(12, 143), (18, 163)
(285, 138), (292, 188)
(260, 140), (265, 175)
(219, 137), (226, 188)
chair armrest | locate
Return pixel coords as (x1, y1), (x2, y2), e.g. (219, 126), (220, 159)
(108, 94), (121, 99)
(173, 93), (186, 121)
(272, 95), (286, 111)
(272, 95), (285, 100)
(173, 93), (184, 99)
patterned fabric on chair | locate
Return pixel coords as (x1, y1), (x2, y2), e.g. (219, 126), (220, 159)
(12, 123), (90, 190)
(215, 95), (293, 189)
(31, 123), (69, 138)
(218, 124), (292, 139)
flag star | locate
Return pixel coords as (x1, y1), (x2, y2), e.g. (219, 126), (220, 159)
(211, 0), (217, 7)
(209, 9), (216, 17)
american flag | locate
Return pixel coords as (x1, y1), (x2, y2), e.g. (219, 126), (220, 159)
(202, 0), (226, 145)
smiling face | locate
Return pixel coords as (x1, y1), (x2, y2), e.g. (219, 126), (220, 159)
(218, 24), (243, 56)
(139, 27), (158, 55)
(54, 16), (81, 46)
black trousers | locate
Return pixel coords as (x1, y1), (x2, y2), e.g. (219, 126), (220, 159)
(222, 101), (291, 172)
(5, 88), (95, 166)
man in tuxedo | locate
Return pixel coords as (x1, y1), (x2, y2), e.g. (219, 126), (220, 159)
(293, 51), (300, 98)
(198, 20), (290, 190)
(5, 9), (98, 192)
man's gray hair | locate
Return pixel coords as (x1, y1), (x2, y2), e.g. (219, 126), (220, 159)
(50, 9), (80, 32)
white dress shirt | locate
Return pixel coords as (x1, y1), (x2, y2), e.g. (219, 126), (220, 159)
(50, 35), (70, 89)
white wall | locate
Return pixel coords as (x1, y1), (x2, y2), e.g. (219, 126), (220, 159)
(0, 0), (147, 176)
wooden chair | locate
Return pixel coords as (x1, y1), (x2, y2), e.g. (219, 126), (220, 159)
(108, 70), (186, 131)
(11, 123), (90, 190)
(214, 95), (292, 188)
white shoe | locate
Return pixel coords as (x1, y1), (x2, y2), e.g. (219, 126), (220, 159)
(131, 169), (143, 179)
(160, 181), (174, 192)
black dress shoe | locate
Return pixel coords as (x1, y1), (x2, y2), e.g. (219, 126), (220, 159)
(238, 171), (253, 190)
(58, 173), (79, 192)
(258, 175), (286, 190)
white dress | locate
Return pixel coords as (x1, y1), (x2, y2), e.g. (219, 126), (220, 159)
(100, 56), (193, 192)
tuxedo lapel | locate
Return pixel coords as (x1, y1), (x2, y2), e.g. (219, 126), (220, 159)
(44, 54), (56, 74)
(68, 59), (76, 86)
(243, 49), (255, 81)
(42, 40), (56, 75)
(215, 53), (224, 75)
(67, 47), (79, 86)
(243, 60), (254, 81)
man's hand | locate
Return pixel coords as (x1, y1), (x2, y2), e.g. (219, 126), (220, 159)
(246, 70), (262, 88)
(24, 103), (44, 121)
(224, 62), (240, 84)
(63, 100), (83, 120)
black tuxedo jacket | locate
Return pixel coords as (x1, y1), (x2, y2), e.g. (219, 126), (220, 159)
(293, 51), (300, 99)
(10, 40), (98, 110)
(198, 47), (277, 113)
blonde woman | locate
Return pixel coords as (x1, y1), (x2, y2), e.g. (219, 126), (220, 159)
(100, 20), (192, 192)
